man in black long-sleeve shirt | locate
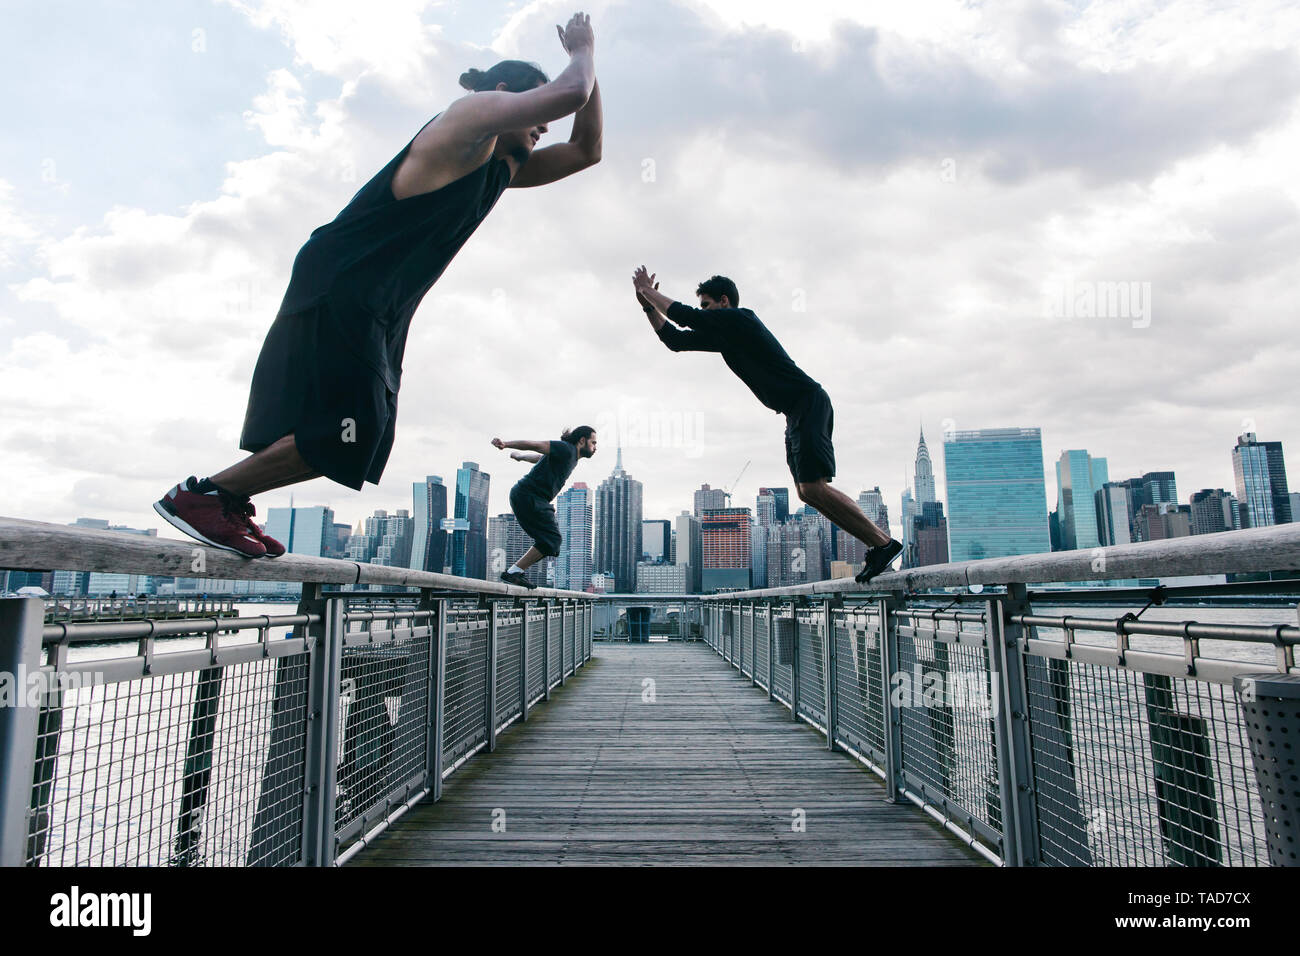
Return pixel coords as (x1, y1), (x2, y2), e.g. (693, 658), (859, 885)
(633, 266), (903, 584)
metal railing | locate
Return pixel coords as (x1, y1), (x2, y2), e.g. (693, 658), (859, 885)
(0, 517), (594, 867)
(702, 521), (1300, 866)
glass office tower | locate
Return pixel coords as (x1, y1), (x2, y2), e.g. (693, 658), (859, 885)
(944, 428), (1051, 561)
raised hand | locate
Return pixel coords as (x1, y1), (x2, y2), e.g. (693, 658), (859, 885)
(633, 264), (657, 294)
(557, 12), (594, 55)
(491, 437), (505, 450)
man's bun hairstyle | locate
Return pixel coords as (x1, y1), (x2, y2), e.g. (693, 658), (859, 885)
(561, 425), (596, 445)
(459, 60), (549, 93)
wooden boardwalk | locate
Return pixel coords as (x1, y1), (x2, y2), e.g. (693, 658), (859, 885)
(352, 642), (985, 866)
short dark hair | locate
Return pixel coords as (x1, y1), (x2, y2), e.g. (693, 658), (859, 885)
(696, 275), (739, 307)
(459, 60), (549, 93)
(561, 425), (596, 445)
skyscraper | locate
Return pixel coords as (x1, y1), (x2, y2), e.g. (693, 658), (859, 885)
(1135, 503), (1192, 541)
(899, 485), (917, 568)
(944, 427), (1051, 561)
(265, 505), (336, 558)
(1233, 432), (1292, 528)
(759, 487), (790, 523)
(410, 476), (448, 573)
(330, 522), (351, 558)
(857, 488), (890, 541)
(372, 510), (414, 569)
(642, 519), (671, 561)
(674, 510), (703, 594)
(694, 483), (727, 516)
(1139, 471), (1178, 508)
(445, 462), (490, 579)
(701, 507), (752, 591)
(1189, 489), (1242, 535)
(595, 449), (642, 592)
(799, 504), (835, 570)
(557, 482), (593, 591)
(1055, 450), (1109, 551)
(766, 515), (825, 588)
(487, 512), (545, 586)
(914, 426), (937, 505)
(750, 513), (767, 587)
(912, 501), (950, 567)
(1095, 481), (1135, 546)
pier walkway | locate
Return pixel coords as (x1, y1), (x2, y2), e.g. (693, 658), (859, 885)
(352, 642), (981, 865)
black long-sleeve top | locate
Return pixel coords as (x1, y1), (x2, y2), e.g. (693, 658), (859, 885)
(655, 302), (822, 414)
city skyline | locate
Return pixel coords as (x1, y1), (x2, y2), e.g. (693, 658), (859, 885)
(31, 421), (1289, 567)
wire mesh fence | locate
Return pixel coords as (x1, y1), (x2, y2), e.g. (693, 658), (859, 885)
(4, 590), (594, 868)
(526, 605), (547, 705)
(494, 606), (524, 731)
(28, 655), (308, 867)
(702, 593), (1296, 867)
(832, 606), (887, 769)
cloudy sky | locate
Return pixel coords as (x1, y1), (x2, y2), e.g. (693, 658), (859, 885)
(3, 0), (1298, 540)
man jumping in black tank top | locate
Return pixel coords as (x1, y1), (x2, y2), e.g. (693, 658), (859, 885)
(154, 13), (603, 559)
(633, 267), (904, 585)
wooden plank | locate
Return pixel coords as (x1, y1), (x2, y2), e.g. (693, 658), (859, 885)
(351, 643), (985, 866)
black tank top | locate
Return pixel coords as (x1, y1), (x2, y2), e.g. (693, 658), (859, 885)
(276, 119), (513, 391)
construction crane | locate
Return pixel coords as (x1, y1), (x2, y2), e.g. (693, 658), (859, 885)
(723, 460), (751, 505)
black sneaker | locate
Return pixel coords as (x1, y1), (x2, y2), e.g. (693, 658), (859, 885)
(855, 539), (903, 584)
(500, 570), (536, 590)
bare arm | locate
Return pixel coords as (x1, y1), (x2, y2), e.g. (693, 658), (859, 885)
(492, 437), (552, 455)
(510, 78), (602, 188)
(447, 14), (594, 141)
(395, 14), (595, 198)
(511, 451), (544, 463)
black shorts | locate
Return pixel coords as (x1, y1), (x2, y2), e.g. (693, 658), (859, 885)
(784, 387), (836, 483)
(510, 483), (562, 558)
(239, 301), (398, 491)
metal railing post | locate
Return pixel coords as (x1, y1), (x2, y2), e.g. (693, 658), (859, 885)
(560, 599), (568, 685)
(750, 601), (758, 687)
(790, 599), (802, 721)
(486, 599), (498, 753)
(824, 596), (842, 750)
(543, 599), (552, 701)
(431, 599), (448, 802)
(0, 597), (44, 867)
(417, 588), (440, 785)
(767, 599), (775, 701)
(301, 587), (343, 866)
(584, 601), (592, 661)
(520, 600), (530, 722)
(879, 593), (903, 803)
(989, 585), (1041, 866)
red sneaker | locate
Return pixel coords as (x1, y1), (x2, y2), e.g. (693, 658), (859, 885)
(234, 499), (286, 558)
(154, 477), (267, 558)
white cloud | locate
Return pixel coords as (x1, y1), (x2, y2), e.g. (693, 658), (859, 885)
(2, 0), (1298, 540)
